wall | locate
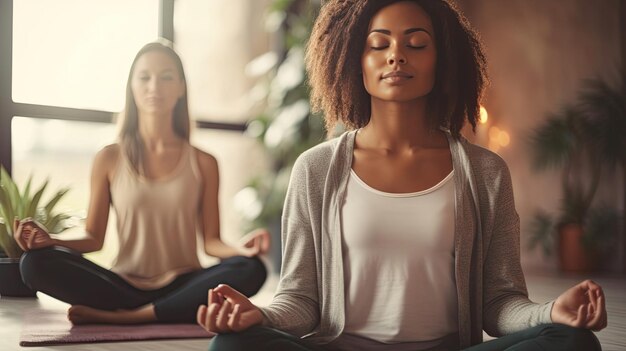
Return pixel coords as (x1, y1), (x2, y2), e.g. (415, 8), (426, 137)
(459, 0), (623, 272)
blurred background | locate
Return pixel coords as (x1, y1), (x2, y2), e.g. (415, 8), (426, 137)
(0, 0), (624, 276)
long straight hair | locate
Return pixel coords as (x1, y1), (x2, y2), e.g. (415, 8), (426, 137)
(118, 42), (190, 174)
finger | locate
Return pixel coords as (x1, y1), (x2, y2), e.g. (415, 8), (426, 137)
(261, 232), (271, 253)
(13, 217), (19, 233)
(13, 222), (28, 250)
(27, 228), (38, 249)
(243, 238), (253, 248)
(228, 304), (242, 331)
(208, 289), (214, 306)
(586, 303), (594, 324)
(589, 294), (606, 330)
(215, 300), (232, 331)
(206, 302), (221, 332)
(214, 284), (249, 305)
(197, 305), (208, 328)
(216, 292), (225, 305)
(252, 239), (261, 256)
(573, 304), (587, 328)
(582, 280), (602, 293)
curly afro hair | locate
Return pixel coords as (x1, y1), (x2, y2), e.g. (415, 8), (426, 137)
(305, 0), (488, 138)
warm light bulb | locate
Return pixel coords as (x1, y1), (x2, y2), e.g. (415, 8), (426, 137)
(498, 131), (510, 147)
(479, 106), (488, 124)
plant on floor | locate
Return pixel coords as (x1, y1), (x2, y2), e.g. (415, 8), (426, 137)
(527, 74), (625, 271)
(0, 166), (73, 258)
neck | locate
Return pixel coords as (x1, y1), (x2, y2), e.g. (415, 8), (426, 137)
(137, 113), (180, 150)
(360, 97), (441, 150)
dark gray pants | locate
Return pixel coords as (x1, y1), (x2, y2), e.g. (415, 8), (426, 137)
(208, 323), (601, 351)
(20, 247), (267, 323)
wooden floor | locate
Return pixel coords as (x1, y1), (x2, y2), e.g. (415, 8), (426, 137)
(1, 273), (624, 350)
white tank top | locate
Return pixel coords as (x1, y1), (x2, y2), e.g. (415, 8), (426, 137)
(109, 143), (203, 290)
(338, 169), (458, 347)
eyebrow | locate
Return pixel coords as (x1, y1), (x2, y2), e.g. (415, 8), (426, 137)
(370, 27), (431, 36)
(137, 69), (176, 74)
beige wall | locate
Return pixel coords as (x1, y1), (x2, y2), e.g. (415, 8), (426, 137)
(459, 0), (623, 272)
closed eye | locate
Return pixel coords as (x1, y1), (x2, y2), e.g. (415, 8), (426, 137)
(370, 46), (389, 50)
(408, 45), (427, 50)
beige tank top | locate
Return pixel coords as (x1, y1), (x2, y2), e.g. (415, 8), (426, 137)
(109, 143), (203, 290)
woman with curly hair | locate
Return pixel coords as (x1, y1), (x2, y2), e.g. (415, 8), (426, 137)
(198, 1), (607, 350)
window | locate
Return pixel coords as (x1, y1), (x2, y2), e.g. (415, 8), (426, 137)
(12, 0), (159, 111)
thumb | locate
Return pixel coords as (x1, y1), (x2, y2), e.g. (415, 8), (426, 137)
(13, 218), (20, 233)
(213, 284), (250, 305)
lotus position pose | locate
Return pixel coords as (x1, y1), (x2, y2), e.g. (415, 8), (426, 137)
(15, 42), (268, 325)
(198, 1), (606, 350)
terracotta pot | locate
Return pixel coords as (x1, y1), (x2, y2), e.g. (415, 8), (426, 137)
(558, 223), (596, 272)
(0, 257), (37, 297)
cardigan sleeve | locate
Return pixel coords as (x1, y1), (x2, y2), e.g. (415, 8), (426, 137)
(481, 158), (554, 336)
(258, 154), (320, 337)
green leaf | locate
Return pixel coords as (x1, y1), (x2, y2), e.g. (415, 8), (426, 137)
(24, 179), (48, 219)
(44, 213), (72, 234)
(1, 166), (21, 215)
(21, 175), (33, 212)
(0, 184), (15, 230)
(527, 211), (555, 257)
(44, 188), (70, 216)
(0, 223), (21, 258)
(0, 166), (72, 258)
(583, 206), (622, 254)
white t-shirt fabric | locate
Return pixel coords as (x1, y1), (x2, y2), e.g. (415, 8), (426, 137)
(334, 169), (458, 350)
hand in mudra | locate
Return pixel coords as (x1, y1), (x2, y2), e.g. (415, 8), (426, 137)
(551, 280), (607, 331)
(238, 228), (271, 257)
(197, 284), (263, 333)
(13, 218), (55, 251)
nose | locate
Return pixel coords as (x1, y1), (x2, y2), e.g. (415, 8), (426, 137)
(147, 77), (159, 92)
(387, 46), (407, 66)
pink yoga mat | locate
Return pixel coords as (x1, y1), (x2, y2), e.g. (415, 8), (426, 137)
(20, 309), (214, 346)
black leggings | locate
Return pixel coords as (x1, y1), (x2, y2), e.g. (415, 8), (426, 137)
(208, 324), (601, 351)
(19, 247), (267, 323)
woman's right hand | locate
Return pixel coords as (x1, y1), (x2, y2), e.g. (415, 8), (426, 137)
(13, 218), (55, 251)
(197, 284), (263, 333)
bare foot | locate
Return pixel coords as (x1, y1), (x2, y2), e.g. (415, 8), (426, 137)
(68, 305), (156, 325)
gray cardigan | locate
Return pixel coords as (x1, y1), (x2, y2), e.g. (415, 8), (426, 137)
(260, 130), (553, 348)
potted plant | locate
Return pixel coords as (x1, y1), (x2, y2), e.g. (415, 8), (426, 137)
(0, 166), (72, 297)
(528, 75), (625, 272)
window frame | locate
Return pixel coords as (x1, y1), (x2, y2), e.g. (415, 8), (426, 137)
(0, 0), (246, 176)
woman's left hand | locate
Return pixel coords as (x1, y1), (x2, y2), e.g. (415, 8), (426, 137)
(238, 228), (271, 257)
(551, 279), (607, 331)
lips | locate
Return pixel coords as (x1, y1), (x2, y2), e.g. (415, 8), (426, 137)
(381, 71), (413, 79)
(146, 97), (163, 103)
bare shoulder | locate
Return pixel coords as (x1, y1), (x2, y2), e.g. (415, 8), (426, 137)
(93, 144), (121, 179)
(192, 146), (218, 178)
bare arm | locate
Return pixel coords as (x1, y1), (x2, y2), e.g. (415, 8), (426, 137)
(15, 146), (115, 253)
(52, 145), (116, 253)
(196, 150), (268, 259)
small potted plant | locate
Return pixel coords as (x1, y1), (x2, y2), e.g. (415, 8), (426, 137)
(0, 166), (72, 297)
(527, 75), (625, 272)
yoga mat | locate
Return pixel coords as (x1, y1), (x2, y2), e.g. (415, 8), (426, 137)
(20, 309), (214, 346)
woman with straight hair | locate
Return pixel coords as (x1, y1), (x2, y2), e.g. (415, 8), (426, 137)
(16, 41), (269, 325)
